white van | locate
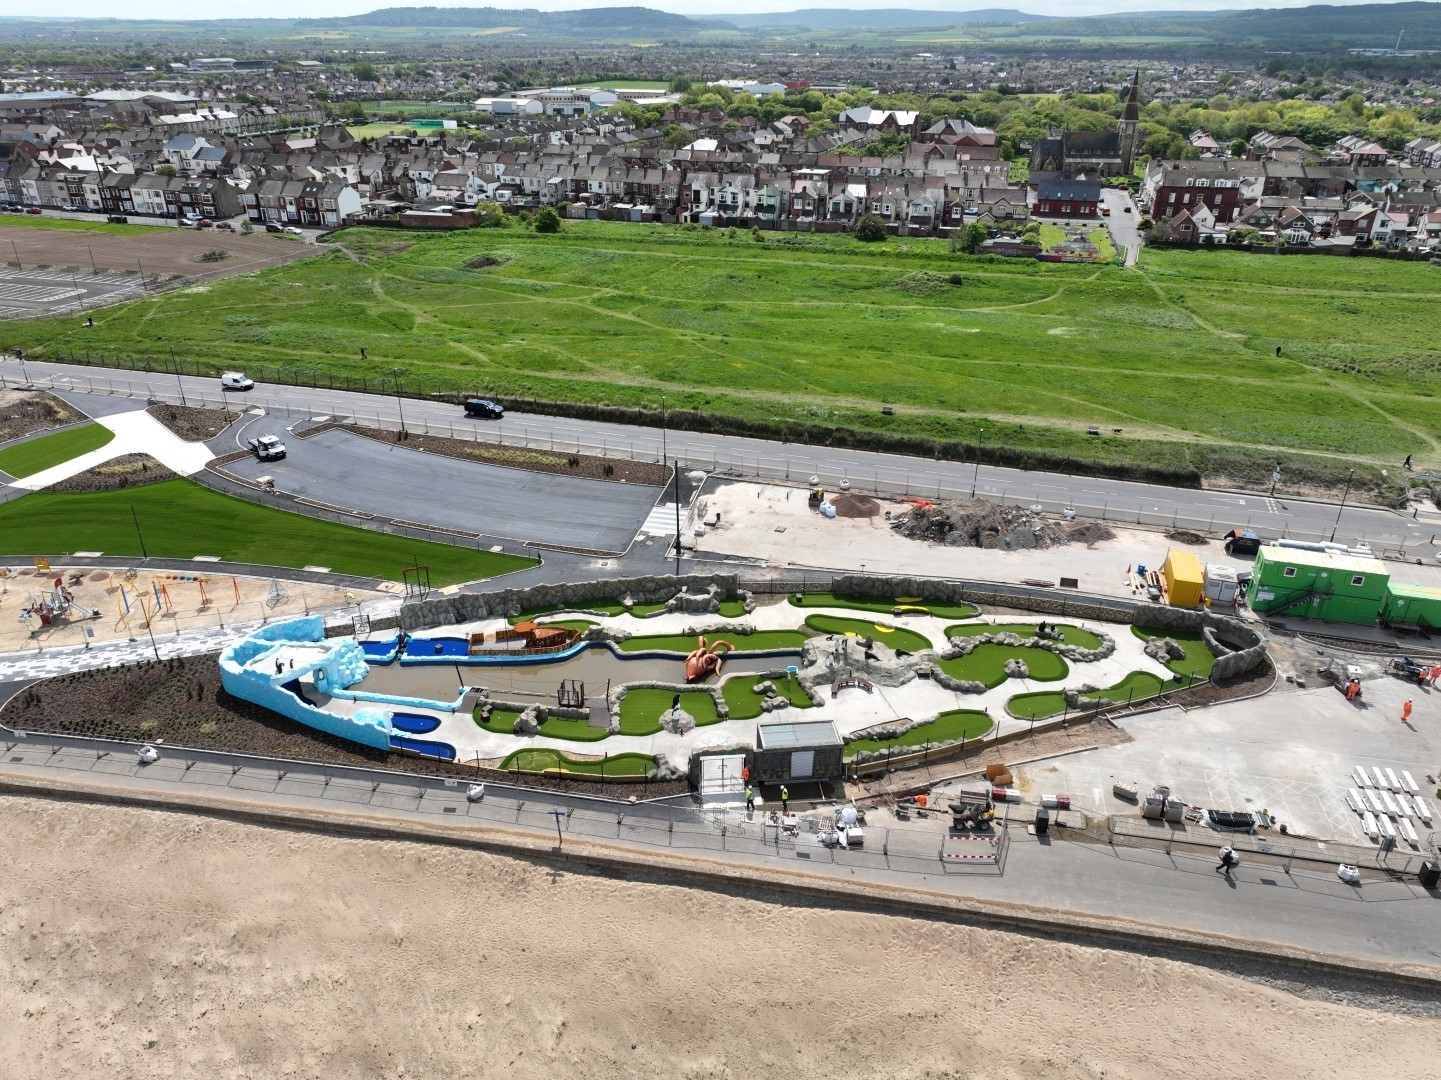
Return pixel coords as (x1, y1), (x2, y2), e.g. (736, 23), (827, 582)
(220, 371), (254, 391)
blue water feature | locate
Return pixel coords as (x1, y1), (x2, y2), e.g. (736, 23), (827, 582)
(389, 712), (441, 735)
(361, 638), (399, 663)
(389, 735), (456, 760)
(402, 636), (470, 659)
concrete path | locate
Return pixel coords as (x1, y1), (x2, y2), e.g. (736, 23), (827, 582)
(10, 408), (214, 491)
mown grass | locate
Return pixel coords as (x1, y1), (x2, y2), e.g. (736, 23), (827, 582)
(0, 216), (160, 237)
(719, 672), (814, 719)
(944, 621), (1104, 649)
(0, 422), (113, 478)
(802, 614), (933, 653)
(616, 687), (722, 732)
(789, 592), (980, 619)
(846, 709), (993, 754)
(10, 222), (1439, 489)
(1008, 670), (1169, 719)
(616, 630), (808, 654)
(0, 477), (535, 585)
(510, 600), (626, 624)
(473, 707), (610, 742)
(938, 644), (1070, 688)
(499, 747), (656, 776)
(1131, 626), (1216, 679)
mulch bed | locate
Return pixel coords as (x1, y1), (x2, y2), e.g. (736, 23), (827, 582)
(49, 453), (175, 494)
(341, 425), (670, 487)
(0, 390), (83, 444)
(0, 653), (685, 800)
(146, 403), (234, 442)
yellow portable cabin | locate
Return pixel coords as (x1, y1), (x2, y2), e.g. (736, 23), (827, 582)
(1162, 549), (1205, 607)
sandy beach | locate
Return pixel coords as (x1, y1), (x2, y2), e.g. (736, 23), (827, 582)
(2, 795), (1435, 1079)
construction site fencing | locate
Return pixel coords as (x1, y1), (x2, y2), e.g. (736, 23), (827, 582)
(1106, 814), (1437, 879)
(0, 726), (1001, 876)
(1, 362), (1428, 560)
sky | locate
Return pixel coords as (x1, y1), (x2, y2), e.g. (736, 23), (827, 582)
(37, 0), (1386, 22)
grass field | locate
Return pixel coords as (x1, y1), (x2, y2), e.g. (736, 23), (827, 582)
(0, 216), (160, 238)
(944, 622), (1104, 649)
(938, 644), (1070, 688)
(1008, 670), (1169, 719)
(803, 614), (933, 653)
(0, 423), (113, 478)
(845, 709), (993, 754)
(0, 478), (535, 584)
(10, 220), (1440, 490)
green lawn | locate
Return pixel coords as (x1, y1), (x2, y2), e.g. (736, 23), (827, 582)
(0, 423), (113, 478)
(1132, 626), (1216, 679)
(939, 644), (1070, 688)
(8, 222), (1433, 494)
(944, 621), (1104, 649)
(0, 216), (160, 238)
(616, 687), (722, 733)
(846, 709), (993, 754)
(499, 747), (656, 777)
(616, 630), (808, 654)
(803, 614), (933, 653)
(0, 478), (535, 585)
(474, 707), (611, 742)
(789, 593), (979, 619)
(1008, 670), (1169, 719)
(509, 601), (626, 624)
(719, 672), (814, 719)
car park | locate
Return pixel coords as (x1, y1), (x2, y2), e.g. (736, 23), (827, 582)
(463, 398), (505, 419)
(220, 371), (254, 391)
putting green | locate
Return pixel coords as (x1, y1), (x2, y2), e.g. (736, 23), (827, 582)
(938, 644), (1069, 688)
(802, 614), (933, 652)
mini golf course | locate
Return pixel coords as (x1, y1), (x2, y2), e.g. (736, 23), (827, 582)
(944, 621), (1104, 649)
(500, 747), (657, 777)
(1008, 671), (1170, 720)
(803, 614), (934, 653)
(939, 645), (1070, 688)
(789, 592), (979, 620)
(845, 709), (994, 754)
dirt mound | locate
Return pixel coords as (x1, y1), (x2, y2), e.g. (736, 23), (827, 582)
(832, 493), (880, 519)
(894, 499), (1071, 550)
(464, 253), (510, 269)
(1068, 523), (1116, 547)
(1166, 529), (1208, 545)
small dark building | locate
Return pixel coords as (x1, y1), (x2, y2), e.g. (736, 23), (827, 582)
(753, 720), (844, 784)
(1033, 179), (1102, 219)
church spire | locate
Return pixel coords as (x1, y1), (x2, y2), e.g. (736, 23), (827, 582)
(1123, 70), (1140, 122)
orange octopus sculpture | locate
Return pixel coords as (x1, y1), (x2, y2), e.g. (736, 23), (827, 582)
(684, 636), (733, 682)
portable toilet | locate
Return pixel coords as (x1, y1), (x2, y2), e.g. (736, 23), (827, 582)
(1204, 563), (1239, 604)
(1162, 549), (1204, 607)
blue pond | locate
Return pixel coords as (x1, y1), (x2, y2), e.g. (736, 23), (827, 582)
(389, 734), (456, 760)
(403, 636), (469, 659)
(361, 639), (399, 660)
(389, 712), (441, 735)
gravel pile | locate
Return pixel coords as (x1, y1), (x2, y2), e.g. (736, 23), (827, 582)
(894, 499), (1072, 550)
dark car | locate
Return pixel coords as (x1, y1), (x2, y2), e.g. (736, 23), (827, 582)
(463, 398), (504, 419)
(265, 222), (284, 233)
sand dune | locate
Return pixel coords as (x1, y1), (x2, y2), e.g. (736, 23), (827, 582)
(1, 795), (1434, 1079)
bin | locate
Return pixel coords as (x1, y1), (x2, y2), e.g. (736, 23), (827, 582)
(1034, 807), (1050, 836)
(1420, 860), (1440, 889)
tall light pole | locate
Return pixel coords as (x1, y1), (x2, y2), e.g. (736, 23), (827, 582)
(672, 459), (682, 576)
(169, 345), (187, 406)
(1329, 468), (1354, 543)
(1269, 462), (1280, 497)
(970, 427), (984, 499)
(87, 245), (98, 274)
(391, 366), (407, 439)
(660, 394), (667, 465)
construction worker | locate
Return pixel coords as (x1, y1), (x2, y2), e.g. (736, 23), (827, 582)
(1402, 699), (1413, 723)
(780, 785), (790, 812)
(745, 786), (754, 811)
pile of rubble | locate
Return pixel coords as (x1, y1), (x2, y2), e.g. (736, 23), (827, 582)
(892, 499), (1099, 551)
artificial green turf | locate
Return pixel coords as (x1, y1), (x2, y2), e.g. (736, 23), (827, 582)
(944, 621), (1104, 649)
(616, 687), (721, 732)
(616, 630), (808, 654)
(1007, 671), (1169, 719)
(719, 672), (814, 719)
(474, 707), (610, 742)
(803, 614), (934, 653)
(499, 747), (656, 777)
(938, 644), (1070, 688)
(0, 423), (114, 478)
(509, 601), (625, 624)
(717, 599), (748, 617)
(789, 592), (979, 619)
(0, 477), (535, 585)
(10, 222), (1430, 490)
(1132, 626), (1217, 680)
(845, 709), (994, 754)
(628, 601), (668, 616)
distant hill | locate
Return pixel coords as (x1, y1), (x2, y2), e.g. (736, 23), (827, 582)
(296, 6), (718, 31)
(720, 8), (1050, 28)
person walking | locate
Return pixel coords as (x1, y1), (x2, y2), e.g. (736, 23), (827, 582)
(1215, 845), (1237, 874)
(1402, 699), (1413, 723)
(745, 786), (755, 811)
(780, 785), (790, 812)
(1403, 454), (1413, 471)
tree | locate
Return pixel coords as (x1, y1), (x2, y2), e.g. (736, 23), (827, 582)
(661, 124), (690, 151)
(472, 201), (508, 228)
(352, 61), (378, 82)
(155, 164), (176, 177)
(1229, 137), (1248, 158)
(239, 218), (253, 235)
(956, 222), (988, 254)
(855, 214), (886, 242)
(534, 206), (562, 234)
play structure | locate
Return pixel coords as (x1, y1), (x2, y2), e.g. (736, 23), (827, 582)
(17, 575), (101, 628)
(684, 635), (733, 682)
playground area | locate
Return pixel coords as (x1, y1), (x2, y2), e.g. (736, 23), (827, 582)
(0, 563), (381, 652)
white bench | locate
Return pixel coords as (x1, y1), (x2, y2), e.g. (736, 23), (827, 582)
(1371, 766), (1389, 790)
(1353, 766), (1371, 788)
(1384, 767), (1402, 792)
(1377, 814), (1397, 840)
(1398, 817), (1419, 846)
(1415, 797), (1436, 825)
(1364, 789), (1386, 815)
(1401, 770), (1420, 795)
(1362, 810), (1379, 839)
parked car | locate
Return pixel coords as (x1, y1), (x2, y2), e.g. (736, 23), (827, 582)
(25, 206), (42, 215)
(106, 214), (128, 224)
(61, 204), (85, 212)
(247, 434), (287, 461)
(220, 371), (254, 391)
(215, 221), (234, 231)
(265, 223), (284, 233)
(283, 226), (303, 235)
(463, 398), (504, 420)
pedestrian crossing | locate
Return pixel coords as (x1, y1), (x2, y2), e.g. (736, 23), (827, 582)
(0, 282), (85, 303)
(639, 502), (679, 537)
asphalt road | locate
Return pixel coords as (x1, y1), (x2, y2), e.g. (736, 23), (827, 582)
(0, 268), (143, 316)
(1100, 188), (1142, 266)
(224, 418), (662, 552)
(2, 357), (1430, 558)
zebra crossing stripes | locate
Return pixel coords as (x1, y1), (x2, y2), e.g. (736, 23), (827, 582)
(0, 282), (85, 303)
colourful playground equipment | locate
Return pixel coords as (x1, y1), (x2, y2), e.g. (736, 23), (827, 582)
(18, 576), (100, 627)
(684, 635), (734, 682)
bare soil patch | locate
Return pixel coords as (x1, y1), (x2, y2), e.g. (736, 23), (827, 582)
(338, 424), (670, 486)
(0, 389), (82, 443)
(1068, 522), (1116, 546)
(0, 654), (684, 798)
(49, 453), (174, 494)
(1166, 528), (1209, 545)
(0, 225), (315, 279)
(832, 492), (880, 518)
(146, 402), (233, 441)
(896, 497), (1073, 550)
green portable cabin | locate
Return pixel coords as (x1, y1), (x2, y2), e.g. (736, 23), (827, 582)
(1247, 545), (1389, 625)
(1380, 583), (1441, 632)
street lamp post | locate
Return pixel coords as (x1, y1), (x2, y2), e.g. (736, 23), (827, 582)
(970, 427), (984, 499)
(660, 394), (667, 465)
(1329, 468), (1355, 543)
(87, 245), (98, 274)
(130, 503), (149, 559)
(391, 367), (407, 439)
(1269, 463), (1281, 497)
(168, 345), (187, 406)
